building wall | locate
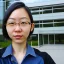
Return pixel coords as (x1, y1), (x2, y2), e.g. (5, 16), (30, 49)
(26, 1), (64, 45)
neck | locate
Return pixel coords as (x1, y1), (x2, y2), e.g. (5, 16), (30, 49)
(12, 41), (27, 54)
(12, 41), (27, 64)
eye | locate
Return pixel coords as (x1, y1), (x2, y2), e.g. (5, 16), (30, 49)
(7, 22), (15, 26)
(21, 22), (27, 24)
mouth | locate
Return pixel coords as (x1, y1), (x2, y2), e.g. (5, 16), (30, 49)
(13, 35), (23, 39)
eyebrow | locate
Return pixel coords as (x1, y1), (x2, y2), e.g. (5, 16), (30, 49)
(8, 17), (29, 20)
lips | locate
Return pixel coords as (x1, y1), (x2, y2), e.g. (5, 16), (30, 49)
(13, 35), (23, 39)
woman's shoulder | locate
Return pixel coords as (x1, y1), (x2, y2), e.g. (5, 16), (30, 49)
(0, 47), (6, 57)
(33, 48), (56, 64)
(33, 48), (50, 59)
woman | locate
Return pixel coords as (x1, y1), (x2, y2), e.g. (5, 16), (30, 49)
(0, 2), (55, 64)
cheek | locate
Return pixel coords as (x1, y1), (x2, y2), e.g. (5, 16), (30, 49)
(6, 27), (13, 37)
(24, 27), (31, 37)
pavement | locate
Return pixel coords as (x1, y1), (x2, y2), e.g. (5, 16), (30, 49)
(33, 44), (64, 64)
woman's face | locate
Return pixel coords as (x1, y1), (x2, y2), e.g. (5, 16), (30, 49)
(6, 8), (34, 44)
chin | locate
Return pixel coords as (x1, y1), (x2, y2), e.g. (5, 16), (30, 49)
(13, 40), (24, 44)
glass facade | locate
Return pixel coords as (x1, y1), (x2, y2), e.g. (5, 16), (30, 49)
(30, 5), (64, 28)
(30, 4), (64, 15)
(29, 4), (64, 45)
(0, 1), (9, 28)
(34, 19), (64, 28)
(31, 34), (64, 46)
(0, 1), (10, 41)
(0, 1), (4, 24)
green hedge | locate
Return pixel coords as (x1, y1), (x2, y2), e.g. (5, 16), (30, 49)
(28, 40), (38, 46)
(0, 40), (38, 48)
(0, 40), (11, 48)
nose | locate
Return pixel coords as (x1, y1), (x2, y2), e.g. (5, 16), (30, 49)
(14, 25), (22, 32)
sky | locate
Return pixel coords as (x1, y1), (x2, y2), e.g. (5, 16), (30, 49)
(21, 0), (52, 3)
(21, 0), (37, 3)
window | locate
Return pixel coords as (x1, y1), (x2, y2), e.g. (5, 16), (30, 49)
(43, 6), (52, 14)
(49, 35), (54, 44)
(54, 19), (64, 27)
(55, 34), (64, 44)
(34, 21), (39, 28)
(53, 5), (64, 13)
(43, 20), (53, 27)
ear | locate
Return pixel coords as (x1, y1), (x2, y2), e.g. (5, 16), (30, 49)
(31, 23), (34, 31)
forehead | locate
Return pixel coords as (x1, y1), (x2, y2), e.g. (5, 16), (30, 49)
(8, 8), (30, 20)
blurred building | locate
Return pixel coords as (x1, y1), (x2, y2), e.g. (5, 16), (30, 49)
(0, 0), (64, 46)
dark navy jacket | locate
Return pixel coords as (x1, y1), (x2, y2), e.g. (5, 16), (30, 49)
(0, 44), (56, 64)
(0, 44), (44, 64)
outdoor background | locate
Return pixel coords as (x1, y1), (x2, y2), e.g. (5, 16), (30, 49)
(0, 0), (64, 64)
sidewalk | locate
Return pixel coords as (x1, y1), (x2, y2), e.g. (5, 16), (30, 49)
(33, 44), (64, 64)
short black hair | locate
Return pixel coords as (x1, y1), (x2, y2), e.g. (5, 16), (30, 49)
(2, 2), (34, 40)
